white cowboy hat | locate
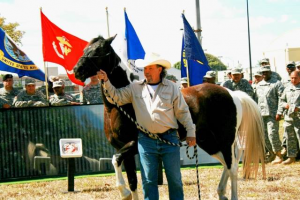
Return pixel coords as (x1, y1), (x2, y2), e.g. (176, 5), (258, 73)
(135, 52), (171, 69)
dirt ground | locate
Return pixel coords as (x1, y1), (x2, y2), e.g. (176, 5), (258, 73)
(0, 161), (299, 200)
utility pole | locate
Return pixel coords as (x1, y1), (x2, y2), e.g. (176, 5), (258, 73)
(195, 0), (202, 45)
(246, 0), (253, 81)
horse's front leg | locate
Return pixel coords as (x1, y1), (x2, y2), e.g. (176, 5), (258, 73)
(112, 141), (139, 200)
(112, 154), (132, 200)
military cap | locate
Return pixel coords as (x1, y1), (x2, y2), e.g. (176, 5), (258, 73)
(261, 65), (271, 72)
(260, 58), (269, 64)
(231, 68), (242, 75)
(49, 76), (60, 83)
(254, 70), (263, 76)
(3, 74), (13, 81)
(286, 61), (295, 68)
(53, 80), (64, 88)
(25, 78), (36, 85)
(204, 71), (216, 78)
(295, 61), (300, 67)
(181, 77), (188, 84)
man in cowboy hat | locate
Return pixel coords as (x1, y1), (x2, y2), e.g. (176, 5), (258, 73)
(97, 53), (195, 200)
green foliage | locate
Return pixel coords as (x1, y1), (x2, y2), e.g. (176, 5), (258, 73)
(0, 17), (25, 45)
(172, 53), (227, 71)
(173, 61), (181, 70)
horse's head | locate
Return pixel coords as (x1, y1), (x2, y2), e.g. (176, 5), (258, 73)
(74, 35), (121, 82)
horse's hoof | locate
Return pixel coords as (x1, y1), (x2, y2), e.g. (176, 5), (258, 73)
(122, 193), (132, 200)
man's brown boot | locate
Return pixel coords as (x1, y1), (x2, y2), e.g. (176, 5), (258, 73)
(271, 151), (283, 164)
(282, 157), (296, 165)
(265, 151), (276, 163)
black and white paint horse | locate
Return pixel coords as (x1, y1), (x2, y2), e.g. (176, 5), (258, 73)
(74, 35), (266, 200)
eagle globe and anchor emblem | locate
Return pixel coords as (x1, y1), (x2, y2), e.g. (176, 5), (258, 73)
(52, 36), (74, 75)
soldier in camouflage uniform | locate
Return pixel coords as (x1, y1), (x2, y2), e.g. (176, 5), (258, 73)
(80, 75), (103, 104)
(0, 74), (20, 108)
(280, 61), (296, 156)
(50, 80), (80, 106)
(255, 65), (285, 164)
(282, 61), (296, 87)
(260, 58), (282, 81)
(13, 78), (49, 108)
(221, 68), (254, 97)
(277, 71), (300, 164)
(252, 70), (263, 99)
(203, 71), (216, 84)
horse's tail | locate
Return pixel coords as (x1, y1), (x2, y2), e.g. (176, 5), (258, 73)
(233, 91), (266, 179)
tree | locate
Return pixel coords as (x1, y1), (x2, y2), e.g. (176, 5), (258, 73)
(0, 16), (25, 45)
(205, 53), (227, 71)
(172, 53), (227, 71)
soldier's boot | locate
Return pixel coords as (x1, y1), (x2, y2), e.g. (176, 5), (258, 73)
(265, 151), (276, 163)
(281, 147), (287, 156)
(282, 157), (296, 165)
(271, 152), (283, 164)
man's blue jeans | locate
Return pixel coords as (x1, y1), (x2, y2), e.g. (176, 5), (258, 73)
(138, 130), (183, 200)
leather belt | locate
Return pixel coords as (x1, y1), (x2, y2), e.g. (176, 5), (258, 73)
(140, 129), (177, 139)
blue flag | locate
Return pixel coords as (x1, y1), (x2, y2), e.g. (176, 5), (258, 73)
(181, 14), (210, 86)
(0, 28), (45, 81)
(125, 11), (145, 60)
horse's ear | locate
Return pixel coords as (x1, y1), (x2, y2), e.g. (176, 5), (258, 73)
(106, 34), (117, 44)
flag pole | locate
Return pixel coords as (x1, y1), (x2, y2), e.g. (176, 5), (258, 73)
(183, 11), (191, 87)
(124, 7), (131, 69)
(40, 7), (49, 100)
(106, 7), (110, 37)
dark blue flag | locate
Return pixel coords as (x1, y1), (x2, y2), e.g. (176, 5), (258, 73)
(181, 14), (210, 86)
(0, 28), (45, 81)
(125, 11), (145, 60)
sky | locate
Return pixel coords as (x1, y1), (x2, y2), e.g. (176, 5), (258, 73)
(0, 0), (300, 76)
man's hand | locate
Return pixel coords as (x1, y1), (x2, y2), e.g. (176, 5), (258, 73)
(275, 114), (282, 121)
(186, 137), (196, 147)
(2, 103), (10, 109)
(71, 102), (81, 105)
(97, 70), (108, 82)
(285, 104), (290, 109)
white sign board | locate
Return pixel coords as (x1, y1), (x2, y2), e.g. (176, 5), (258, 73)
(59, 138), (83, 158)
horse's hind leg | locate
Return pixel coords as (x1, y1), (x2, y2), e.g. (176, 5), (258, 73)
(212, 152), (230, 200)
(112, 141), (139, 200)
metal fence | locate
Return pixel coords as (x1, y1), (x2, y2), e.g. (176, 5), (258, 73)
(0, 104), (115, 181)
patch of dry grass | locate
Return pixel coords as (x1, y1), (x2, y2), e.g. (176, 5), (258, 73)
(0, 162), (300, 200)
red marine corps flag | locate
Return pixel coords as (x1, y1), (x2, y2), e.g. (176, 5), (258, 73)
(41, 10), (88, 86)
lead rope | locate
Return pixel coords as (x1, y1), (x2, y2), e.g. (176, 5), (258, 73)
(102, 83), (201, 200)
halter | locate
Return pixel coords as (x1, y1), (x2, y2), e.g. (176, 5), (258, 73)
(80, 45), (118, 75)
(101, 83), (201, 200)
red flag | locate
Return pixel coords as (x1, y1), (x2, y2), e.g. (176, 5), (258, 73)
(41, 11), (88, 86)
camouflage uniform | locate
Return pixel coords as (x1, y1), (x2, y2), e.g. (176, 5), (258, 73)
(221, 78), (254, 97)
(0, 87), (20, 107)
(255, 77), (285, 153)
(80, 82), (103, 104)
(50, 93), (77, 106)
(277, 84), (300, 157)
(270, 71), (282, 81)
(13, 90), (49, 108)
